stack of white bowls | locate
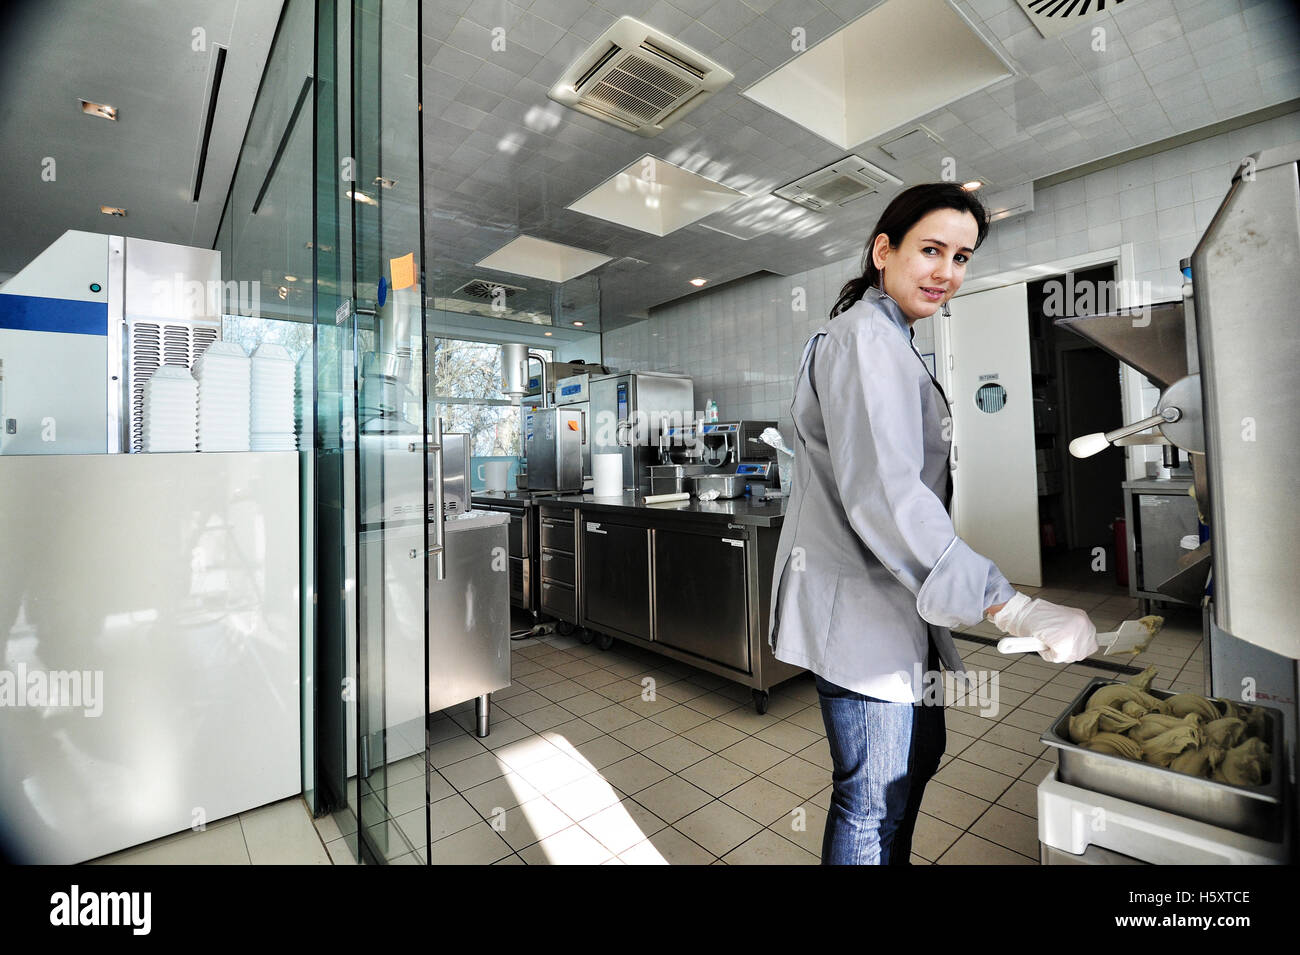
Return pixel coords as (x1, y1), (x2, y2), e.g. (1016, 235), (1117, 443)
(294, 353), (307, 439)
(250, 343), (297, 451)
(142, 365), (198, 452)
(195, 342), (251, 451)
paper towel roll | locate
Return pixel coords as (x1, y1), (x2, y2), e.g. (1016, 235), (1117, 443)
(593, 453), (624, 497)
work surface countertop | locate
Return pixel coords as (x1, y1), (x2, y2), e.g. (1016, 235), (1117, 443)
(470, 490), (566, 506)
(552, 491), (788, 528)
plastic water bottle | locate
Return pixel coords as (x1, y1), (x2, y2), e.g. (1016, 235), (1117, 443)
(706, 399), (718, 423)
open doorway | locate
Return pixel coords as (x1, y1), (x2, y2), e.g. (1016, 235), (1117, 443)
(1027, 264), (1128, 594)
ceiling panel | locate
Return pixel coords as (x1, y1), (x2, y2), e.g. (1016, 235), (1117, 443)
(417, 0), (1300, 331)
(0, 0), (284, 279)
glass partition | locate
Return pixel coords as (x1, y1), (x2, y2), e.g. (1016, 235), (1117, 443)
(310, 0), (430, 864)
(212, 0), (320, 815)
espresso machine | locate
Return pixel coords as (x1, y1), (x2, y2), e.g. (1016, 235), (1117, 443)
(650, 418), (781, 497)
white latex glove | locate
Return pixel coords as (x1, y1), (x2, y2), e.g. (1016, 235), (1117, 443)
(990, 592), (1098, 664)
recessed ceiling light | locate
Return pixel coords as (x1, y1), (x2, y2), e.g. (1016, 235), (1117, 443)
(690, 277), (707, 286)
(284, 275), (298, 282)
(543, 331), (552, 336)
(962, 180), (983, 191)
(373, 176), (397, 189)
(80, 99), (117, 120)
(572, 321), (585, 327)
(347, 190), (376, 205)
(99, 206), (126, 217)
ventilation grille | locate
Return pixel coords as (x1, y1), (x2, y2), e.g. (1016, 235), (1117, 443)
(550, 17), (732, 137)
(582, 46), (697, 124)
(1015, 0), (1128, 37)
(455, 279), (527, 301)
(774, 156), (903, 212)
(126, 319), (219, 452)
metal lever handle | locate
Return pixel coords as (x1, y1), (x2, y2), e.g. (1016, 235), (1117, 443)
(1070, 409), (1181, 459)
(430, 416), (446, 580)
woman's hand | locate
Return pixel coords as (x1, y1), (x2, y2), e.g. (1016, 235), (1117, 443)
(987, 592), (1098, 664)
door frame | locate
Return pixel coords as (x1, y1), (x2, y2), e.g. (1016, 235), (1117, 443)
(940, 242), (1148, 483)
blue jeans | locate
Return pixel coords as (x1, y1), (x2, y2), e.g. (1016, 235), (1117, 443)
(815, 669), (946, 865)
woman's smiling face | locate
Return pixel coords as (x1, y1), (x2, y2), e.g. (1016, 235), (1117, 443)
(872, 207), (979, 323)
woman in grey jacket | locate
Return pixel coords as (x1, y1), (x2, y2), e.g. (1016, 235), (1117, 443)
(767, 183), (1097, 865)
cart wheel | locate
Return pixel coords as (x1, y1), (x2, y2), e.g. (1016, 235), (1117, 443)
(556, 620), (575, 636)
(578, 629), (594, 645)
(596, 633), (614, 651)
(752, 689), (770, 715)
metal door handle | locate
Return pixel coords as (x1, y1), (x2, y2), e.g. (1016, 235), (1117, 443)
(430, 416), (446, 580)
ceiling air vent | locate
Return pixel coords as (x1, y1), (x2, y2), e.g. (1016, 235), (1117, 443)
(1015, 0), (1129, 38)
(984, 182), (1035, 223)
(455, 279), (526, 301)
(773, 156), (903, 212)
(548, 16), (733, 137)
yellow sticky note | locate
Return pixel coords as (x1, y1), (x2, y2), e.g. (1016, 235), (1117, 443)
(389, 253), (416, 290)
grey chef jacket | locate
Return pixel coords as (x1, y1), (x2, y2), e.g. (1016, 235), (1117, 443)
(768, 286), (1017, 703)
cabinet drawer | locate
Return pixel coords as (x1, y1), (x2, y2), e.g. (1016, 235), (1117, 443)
(508, 556), (525, 605)
(540, 517), (574, 555)
(539, 549), (574, 586)
(540, 580), (575, 621)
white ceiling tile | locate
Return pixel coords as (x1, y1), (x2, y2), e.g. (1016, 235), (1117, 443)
(528, 0), (592, 31)
(511, 11), (570, 55)
(1177, 0), (1236, 33)
(699, 0), (760, 38)
(1120, 16), (1185, 54)
(462, 0), (528, 32)
(1185, 15), (1247, 51)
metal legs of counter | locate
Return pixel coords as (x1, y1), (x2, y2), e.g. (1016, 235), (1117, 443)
(0, 452), (301, 864)
(476, 694), (490, 738)
(571, 506), (802, 713)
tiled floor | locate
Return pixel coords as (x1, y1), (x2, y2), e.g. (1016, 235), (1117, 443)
(95, 563), (1206, 865)
(90, 794), (331, 865)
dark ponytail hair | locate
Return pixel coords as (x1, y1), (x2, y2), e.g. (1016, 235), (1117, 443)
(831, 182), (990, 318)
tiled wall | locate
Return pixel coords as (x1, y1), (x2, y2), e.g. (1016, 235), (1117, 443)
(602, 110), (1300, 446)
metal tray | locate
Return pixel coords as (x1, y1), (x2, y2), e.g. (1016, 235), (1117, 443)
(690, 474), (744, 499)
(1043, 678), (1284, 840)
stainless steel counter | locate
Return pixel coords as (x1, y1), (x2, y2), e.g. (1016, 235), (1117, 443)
(553, 491), (788, 528)
(551, 490), (799, 710)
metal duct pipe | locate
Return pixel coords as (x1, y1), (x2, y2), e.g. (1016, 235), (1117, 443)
(500, 343), (528, 402)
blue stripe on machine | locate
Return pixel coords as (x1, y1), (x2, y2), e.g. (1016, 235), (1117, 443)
(0, 293), (108, 336)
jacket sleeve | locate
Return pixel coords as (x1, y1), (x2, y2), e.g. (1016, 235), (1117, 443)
(815, 324), (1016, 629)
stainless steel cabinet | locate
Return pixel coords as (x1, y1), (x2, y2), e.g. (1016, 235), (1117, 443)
(539, 504), (578, 626)
(652, 526), (751, 672)
(427, 512), (511, 714)
(1122, 477), (1199, 608)
(581, 518), (651, 639)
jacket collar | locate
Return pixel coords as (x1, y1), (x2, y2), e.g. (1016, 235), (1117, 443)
(861, 285), (912, 341)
